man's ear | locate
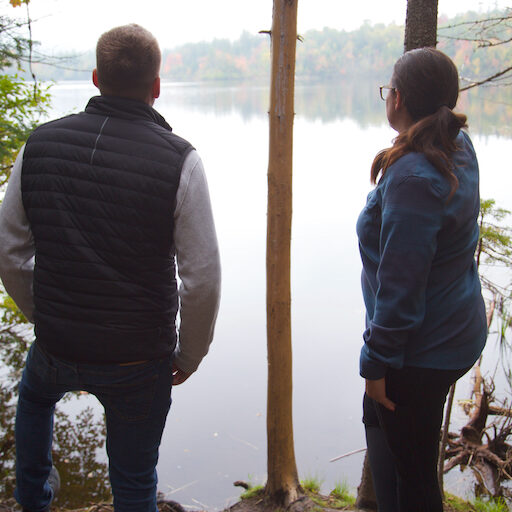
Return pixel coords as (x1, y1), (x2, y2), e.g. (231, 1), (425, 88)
(151, 77), (160, 100)
(92, 69), (99, 89)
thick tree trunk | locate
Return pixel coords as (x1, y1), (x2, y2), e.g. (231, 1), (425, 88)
(404, 0), (439, 51)
(355, 452), (377, 510)
(265, 0), (301, 506)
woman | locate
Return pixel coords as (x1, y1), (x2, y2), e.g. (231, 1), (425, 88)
(357, 48), (487, 512)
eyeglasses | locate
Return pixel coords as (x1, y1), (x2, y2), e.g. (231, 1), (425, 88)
(379, 85), (396, 101)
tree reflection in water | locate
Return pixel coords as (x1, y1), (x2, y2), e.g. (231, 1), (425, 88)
(0, 297), (111, 506)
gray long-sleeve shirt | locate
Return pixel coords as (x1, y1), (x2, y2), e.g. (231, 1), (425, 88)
(0, 146), (221, 374)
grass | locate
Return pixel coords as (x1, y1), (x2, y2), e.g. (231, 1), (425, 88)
(300, 478), (356, 510)
(329, 480), (356, 507)
(473, 497), (510, 512)
(240, 484), (265, 500)
(300, 475), (323, 494)
(445, 493), (477, 511)
(444, 493), (511, 512)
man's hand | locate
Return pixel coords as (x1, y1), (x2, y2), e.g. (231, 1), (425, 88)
(171, 365), (192, 385)
(365, 377), (396, 411)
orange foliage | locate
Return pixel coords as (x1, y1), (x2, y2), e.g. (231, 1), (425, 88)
(163, 53), (183, 74)
(234, 56), (248, 73)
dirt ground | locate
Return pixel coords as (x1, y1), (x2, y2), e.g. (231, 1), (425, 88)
(224, 495), (478, 512)
(0, 492), (481, 512)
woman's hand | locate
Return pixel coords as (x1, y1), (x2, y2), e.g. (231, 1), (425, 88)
(365, 377), (396, 411)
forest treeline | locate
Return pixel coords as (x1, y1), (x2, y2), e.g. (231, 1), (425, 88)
(30, 9), (511, 87)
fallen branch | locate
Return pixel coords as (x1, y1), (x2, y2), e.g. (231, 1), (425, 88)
(329, 447), (366, 463)
(489, 405), (512, 417)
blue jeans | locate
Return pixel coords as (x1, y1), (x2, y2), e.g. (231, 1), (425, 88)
(15, 342), (173, 512)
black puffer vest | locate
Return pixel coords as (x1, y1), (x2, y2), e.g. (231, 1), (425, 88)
(21, 95), (193, 363)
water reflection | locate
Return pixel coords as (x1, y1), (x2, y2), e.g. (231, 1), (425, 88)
(50, 79), (512, 138)
(0, 321), (111, 506)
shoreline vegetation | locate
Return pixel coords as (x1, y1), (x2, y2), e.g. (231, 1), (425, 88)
(28, 10), (511, 86)
(27, 9), (512, 139)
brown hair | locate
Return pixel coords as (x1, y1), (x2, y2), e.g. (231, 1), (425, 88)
(371, 48), (467, 198)
(96, 24), (161, 99)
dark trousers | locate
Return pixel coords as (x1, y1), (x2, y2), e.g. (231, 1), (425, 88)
(363, 366), (469, 512)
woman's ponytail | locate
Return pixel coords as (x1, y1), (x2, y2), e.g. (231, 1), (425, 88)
(371, 48), (468, 200)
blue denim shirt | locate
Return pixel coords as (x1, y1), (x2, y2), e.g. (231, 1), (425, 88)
(357, 131), (487, 380)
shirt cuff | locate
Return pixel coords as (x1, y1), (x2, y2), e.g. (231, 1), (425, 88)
(359, 345), (388, 380)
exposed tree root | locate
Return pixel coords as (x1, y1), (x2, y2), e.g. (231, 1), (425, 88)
(442, 377), (512, 498)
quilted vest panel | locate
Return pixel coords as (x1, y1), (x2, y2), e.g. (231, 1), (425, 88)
(21, 96), (192, 363)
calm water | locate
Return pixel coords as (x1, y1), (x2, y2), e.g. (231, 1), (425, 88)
(48, 80), (511, 509)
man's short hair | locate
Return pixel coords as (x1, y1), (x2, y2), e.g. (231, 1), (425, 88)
(96, 24), (161, 98)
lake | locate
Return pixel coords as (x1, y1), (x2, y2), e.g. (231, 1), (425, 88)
(46, 80), (511, 510)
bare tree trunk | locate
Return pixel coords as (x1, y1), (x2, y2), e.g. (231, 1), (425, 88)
(438, 382), (456, 496)
(404, 0), (439, 51)
(355, 453), (378, 511)
(265, 0), (301, 506)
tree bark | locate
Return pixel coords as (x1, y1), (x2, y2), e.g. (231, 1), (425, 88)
(404, 0), (439, 51)
(265, 0), (301, 506)
(355, 452), (377, 510)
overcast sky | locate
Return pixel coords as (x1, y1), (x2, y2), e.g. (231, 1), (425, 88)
(13, 0), (510, 52)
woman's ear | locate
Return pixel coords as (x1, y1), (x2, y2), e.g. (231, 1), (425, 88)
(394, 89), (405, 111)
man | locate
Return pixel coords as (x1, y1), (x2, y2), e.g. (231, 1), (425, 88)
(0, 24), (221, 511)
